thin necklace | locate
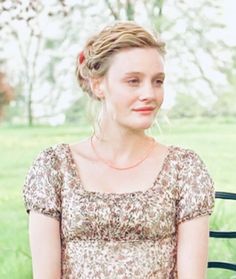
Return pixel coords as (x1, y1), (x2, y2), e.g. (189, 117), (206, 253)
(90, 132), (156, 170)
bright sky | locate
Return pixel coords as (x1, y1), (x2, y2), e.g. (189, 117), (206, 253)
(222, 0), (236, 45)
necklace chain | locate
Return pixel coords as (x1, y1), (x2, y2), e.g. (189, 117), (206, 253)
(90, 132), (156, 170)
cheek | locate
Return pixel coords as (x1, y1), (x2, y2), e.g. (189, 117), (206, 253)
(110, 92), (131, 110)
(105, 95), (126, 117)
(157, 89), (164, 103)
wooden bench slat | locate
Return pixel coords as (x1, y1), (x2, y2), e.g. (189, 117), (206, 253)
(208, 261), (236, 271)
(215, 191), (236, 200)
(209, 231), (236, 238)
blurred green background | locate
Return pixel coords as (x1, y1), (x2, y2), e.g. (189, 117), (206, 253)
(0, 0), (236, 278)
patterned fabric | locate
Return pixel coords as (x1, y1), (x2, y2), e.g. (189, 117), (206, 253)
(22, 143), (215, 279)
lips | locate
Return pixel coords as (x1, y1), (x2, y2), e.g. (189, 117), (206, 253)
(132, 107), (155, 111)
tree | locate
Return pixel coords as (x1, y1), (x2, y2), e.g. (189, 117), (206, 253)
(1, 0), (235, 125)
(0, 72), (14, 120)
(167, 91), (206, 118)
(0, 0), (82, 126)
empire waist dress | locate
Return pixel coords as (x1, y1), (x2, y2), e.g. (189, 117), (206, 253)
(22, 143), (215, 279)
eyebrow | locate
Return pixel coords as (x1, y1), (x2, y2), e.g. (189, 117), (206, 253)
(123, 71), (165, 78)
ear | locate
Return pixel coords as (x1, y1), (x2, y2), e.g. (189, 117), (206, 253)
(89, 77), (105, 99)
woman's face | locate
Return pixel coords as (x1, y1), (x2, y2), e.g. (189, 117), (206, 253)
(98, 47), (165, 131)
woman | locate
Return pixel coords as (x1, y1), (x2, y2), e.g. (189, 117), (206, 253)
(23, 21), (215, 279)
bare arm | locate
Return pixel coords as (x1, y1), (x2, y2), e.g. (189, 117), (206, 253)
(29, 211), (61, 279)
(177, 215), (210, 279)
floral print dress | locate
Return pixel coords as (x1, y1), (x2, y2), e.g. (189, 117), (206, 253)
(22, 143), (215, 279)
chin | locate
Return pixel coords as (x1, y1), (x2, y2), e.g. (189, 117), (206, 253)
(131, 121), (152, 130)
(120, 117), (153, 130)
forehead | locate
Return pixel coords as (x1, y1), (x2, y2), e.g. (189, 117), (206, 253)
(109, 47), (164, 75)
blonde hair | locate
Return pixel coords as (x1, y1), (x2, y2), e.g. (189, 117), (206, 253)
(76, 21), (166, 101)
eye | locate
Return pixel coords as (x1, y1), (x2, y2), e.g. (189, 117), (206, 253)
(127, 79), (139, 85)
(155, 79), (164, 86)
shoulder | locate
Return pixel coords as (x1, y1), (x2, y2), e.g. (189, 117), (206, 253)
(168, 144), (200, 161)
(167, 144), (210, 174)
(30, 143), (69, 170)
(171, 145), (214, 186)
(23, 146), (63, 220)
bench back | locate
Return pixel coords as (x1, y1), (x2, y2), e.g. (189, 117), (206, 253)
(208, 191), (236, 271)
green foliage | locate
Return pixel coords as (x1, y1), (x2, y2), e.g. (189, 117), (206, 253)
(211, 91), (236, 117)
(65, 96), (91, 125)
(65, 94), (103, 129)
(167, 92), (206, 118)
(168, 88), (236, 119)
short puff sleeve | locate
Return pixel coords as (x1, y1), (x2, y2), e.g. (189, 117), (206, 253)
(22, 147), (62, 221)
(176, 149), (215, 225)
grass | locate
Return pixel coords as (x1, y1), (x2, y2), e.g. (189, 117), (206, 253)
(0, 117), (236, 278)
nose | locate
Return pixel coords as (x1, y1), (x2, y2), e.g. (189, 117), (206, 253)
(138, 81), (156, 101)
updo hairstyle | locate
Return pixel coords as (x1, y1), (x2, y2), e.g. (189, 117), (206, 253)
(75, 21), (166, 101)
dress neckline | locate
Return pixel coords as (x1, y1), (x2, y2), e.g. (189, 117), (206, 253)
(63, 142), (174, 197)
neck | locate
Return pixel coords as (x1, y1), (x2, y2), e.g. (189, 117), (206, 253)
(92, 120), (155, 165)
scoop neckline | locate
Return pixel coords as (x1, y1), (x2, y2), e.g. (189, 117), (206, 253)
(63, 142), (174, 197)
